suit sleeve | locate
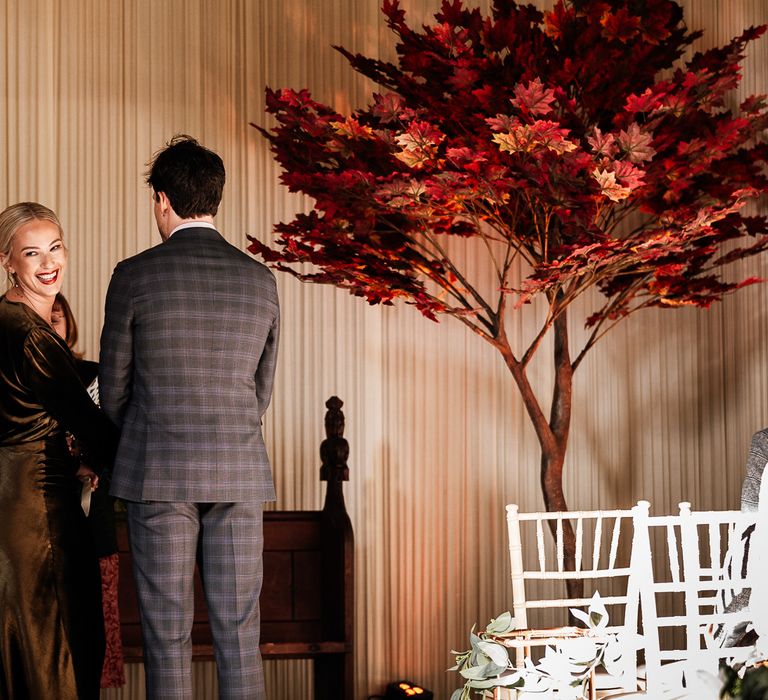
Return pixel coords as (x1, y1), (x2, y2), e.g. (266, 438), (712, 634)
(255, 277), (280, 420)
(99, 263), (135, 428)
(741, 429), (768, 512)
(24, 328), (118, 470)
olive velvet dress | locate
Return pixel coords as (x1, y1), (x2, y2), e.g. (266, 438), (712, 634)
(0, 296), (118, 699)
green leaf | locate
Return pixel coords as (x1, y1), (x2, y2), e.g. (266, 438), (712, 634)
(477, 640), (510, 667)
(486, 611), (517, 634)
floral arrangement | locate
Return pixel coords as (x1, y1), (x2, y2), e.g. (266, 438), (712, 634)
(450, 594), (624, 699)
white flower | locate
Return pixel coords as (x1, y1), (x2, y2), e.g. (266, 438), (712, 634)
(558, 637), (600, 665)
(569, 592), (609, 633)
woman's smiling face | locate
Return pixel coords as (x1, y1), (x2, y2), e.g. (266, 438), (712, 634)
(5, 219), (67, 299)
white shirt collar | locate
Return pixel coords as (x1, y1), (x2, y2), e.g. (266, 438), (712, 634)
(168, 221), (217, 238)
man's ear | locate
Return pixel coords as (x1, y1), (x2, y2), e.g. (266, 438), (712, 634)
(156, 191), (171, 212)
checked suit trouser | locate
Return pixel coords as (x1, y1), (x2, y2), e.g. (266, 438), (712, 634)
(126, 501), (265, 700)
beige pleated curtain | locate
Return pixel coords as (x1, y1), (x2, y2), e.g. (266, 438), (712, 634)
(2, 0), (767, 697)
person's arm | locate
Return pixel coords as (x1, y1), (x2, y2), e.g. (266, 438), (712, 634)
(741, 429), (768, 512)
(99, 262), (134, 428)
(255, 278), (280, 420)
(24, 327), (118, 470)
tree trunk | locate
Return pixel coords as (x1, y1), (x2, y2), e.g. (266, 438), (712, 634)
(496, 307), (581, 600)
(540, 311), (582, 600)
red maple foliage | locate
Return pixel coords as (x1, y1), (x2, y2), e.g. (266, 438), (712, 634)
(250, 0), (768, 562)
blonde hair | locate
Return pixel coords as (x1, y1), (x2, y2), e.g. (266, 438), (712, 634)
(0, 202), (64, 288)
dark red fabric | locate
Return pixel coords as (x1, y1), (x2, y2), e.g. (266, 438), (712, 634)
(99, 554), (126, 688)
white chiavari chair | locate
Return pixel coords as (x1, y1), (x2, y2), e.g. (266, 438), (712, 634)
(631, 501), (758, 698)
(490, 504), (646, 698)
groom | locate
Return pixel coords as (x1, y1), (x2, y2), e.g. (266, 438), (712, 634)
(99, 135), (280, 699)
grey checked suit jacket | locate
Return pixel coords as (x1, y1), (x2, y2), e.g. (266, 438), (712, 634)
(99, 227), (279, 503)
(742, 428), (768, 512)
(718, 428), (768, 631)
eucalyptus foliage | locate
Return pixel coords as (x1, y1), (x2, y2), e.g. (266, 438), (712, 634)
(449, 593), (624, 699)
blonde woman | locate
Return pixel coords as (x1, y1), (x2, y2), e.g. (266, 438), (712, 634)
(0, 202), (118, 699)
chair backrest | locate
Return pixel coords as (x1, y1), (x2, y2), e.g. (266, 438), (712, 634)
(631, 501), (758, 695)
(507, 504), (639, 629)
(506, 503), (643, 690)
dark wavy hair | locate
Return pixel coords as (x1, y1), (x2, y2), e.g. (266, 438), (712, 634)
(145, 135), (225, 218)
(53, 293), (81, 357)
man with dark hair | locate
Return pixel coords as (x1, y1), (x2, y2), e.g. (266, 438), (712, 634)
(145, 135), (226, 221)
(99, 135), (279, 699)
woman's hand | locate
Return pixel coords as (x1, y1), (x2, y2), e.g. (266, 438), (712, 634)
(76, 464), (99, 491)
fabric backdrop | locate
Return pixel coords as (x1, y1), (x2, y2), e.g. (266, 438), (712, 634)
(1, 0), (767, 697)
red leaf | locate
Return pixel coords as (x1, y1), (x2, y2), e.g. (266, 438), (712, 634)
(372, 92), (406, 123)
(601, 8), (641, 43)
(511, 77), (557, 117)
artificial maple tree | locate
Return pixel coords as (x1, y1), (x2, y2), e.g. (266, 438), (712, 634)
(250, 0), (768, 572)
